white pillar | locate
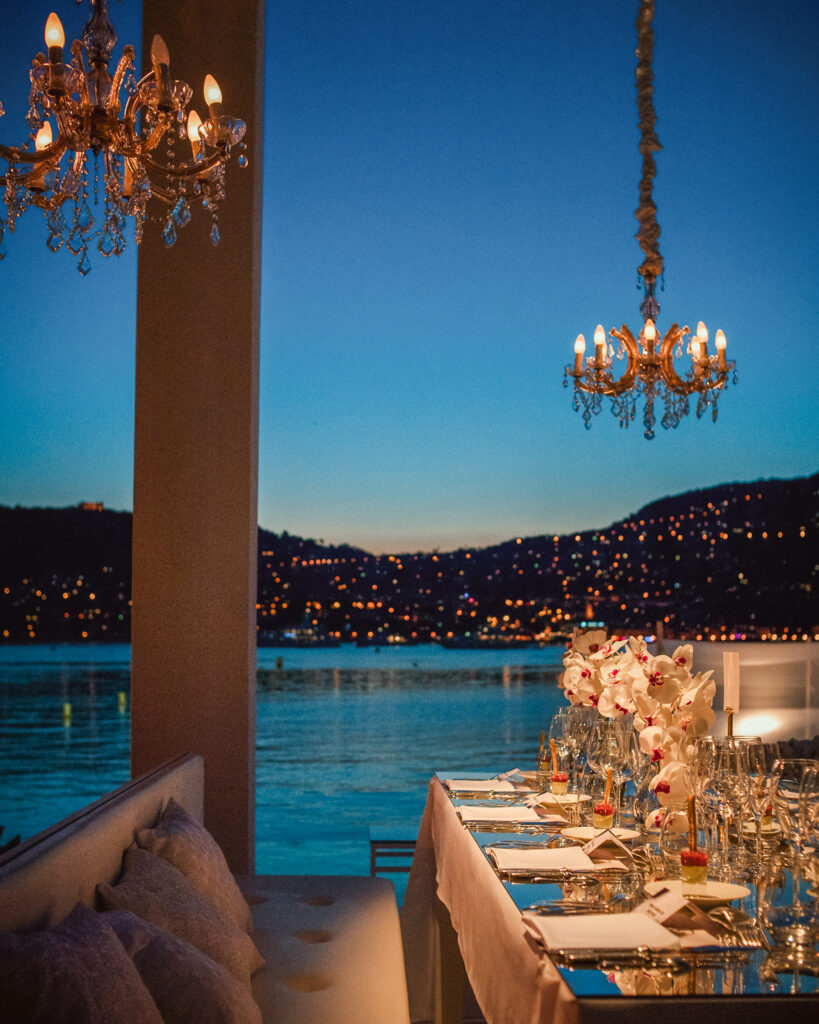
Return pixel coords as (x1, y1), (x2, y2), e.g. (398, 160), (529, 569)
(131, 0), (264, 872)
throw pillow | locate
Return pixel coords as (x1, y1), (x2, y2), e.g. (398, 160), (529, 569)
(0, 902), (163, 1024)
(136, 797), (253, 932)
(106, 910), (262, 1024)
(97, 847), (264, 987)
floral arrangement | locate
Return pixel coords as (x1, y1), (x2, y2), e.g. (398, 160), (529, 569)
(559, 630), (716, 821)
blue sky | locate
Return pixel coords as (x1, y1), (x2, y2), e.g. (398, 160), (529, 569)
(1, 1), (817, 553)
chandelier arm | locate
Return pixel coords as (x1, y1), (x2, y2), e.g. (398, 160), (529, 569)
(69, 40), (92, 110)
(657, 324), (695, 394)
(142, 111), (177, 155)
(141, 149), (226, 183)
(105, 46), (136, 116)
(604, 326), (641, 395)
(635, 0), (663, 285)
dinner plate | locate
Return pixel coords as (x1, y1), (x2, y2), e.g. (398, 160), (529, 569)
(740, 821), (782, 836)
(534, 793), (591, 806)
(643, 879), (751, 907)
(560, 826), (640, 842)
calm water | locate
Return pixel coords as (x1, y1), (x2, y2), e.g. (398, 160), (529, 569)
(0, 644), (566, 882)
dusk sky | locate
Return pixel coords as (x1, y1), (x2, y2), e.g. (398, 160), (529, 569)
(1, 1), (817, 554)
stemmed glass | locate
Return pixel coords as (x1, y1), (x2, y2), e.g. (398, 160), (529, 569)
(764, 759), (819, 958)
(744, 740), (781, 859)
(557, 705), (596, 788)
(769, 760), (819, 904)
(545, 709), (573, 788)
(585, 717), (639, 825)
(702, 738), (749, 880)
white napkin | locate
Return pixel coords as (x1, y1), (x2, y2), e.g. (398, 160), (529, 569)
(523, 911), (680, 952)
(444, 778), (530, 794)
(487, 845), (600, 873)
(457, 806), (567, 824)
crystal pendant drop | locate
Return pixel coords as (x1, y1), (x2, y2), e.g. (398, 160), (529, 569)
(98, 228), (116, 257)
(162, 218), (177, 247)
(210, 217), (220, 246)
(66, 227), (86, 256)
(76, 199), (94, 232)
(172, 196), (191, 227)
(77, 251), (91, 276)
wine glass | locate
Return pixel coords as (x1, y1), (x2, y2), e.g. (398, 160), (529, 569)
(586, 717), (638, 826)
(744, 740), (781, 859)
(704, 738), (749, 880)
(564, 705), (596, 784)
(764, 759), (819, 958)
(545, 709), (573, 789)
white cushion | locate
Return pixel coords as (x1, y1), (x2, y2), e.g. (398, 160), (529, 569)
(239, 875), (410, 1024)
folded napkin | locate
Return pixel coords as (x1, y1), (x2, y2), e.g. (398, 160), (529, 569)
(486, 845), (627, 874)
(444, 778), (531, 794)
(457, 806), (567, 824)
(523, 911), (680, 952)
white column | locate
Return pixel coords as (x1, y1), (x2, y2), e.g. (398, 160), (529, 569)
(131, 0), (264, 872)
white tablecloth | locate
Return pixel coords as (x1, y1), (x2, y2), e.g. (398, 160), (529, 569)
(400, 777), (578, 1024)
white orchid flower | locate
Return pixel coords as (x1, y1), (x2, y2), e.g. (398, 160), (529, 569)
(597, 685), (634, 718)
(569, 628), (608, 658)
(650, 761), (692, 807)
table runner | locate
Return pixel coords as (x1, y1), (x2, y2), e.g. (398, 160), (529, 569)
(401, 777), (579, 1024)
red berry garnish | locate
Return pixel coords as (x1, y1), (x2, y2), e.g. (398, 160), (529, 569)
(680, 849), (708, 867)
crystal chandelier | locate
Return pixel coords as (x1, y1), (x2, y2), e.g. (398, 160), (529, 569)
(0, 1), (247, 274)
(564, 0), (736, 439)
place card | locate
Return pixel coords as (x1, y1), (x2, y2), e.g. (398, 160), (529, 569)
(581, 829), (633, 861)
(637, 888), (722, 939)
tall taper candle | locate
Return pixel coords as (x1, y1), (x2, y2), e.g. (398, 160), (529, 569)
(723, 651), (740, 711)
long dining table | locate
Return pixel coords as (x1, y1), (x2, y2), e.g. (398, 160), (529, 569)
(399, 773), (818, 1024)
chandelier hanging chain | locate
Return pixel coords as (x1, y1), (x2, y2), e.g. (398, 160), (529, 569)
(0, 0), (247, 274)
(635, 0), (663, 290)
(563, 0), (736, 440)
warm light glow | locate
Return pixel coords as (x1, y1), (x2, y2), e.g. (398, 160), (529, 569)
(203, 74), (222, 106)
(574, 333), (586, 355)
(35, 122), (53, 150)
(187, 109), (203, 143)
(690, 338), (701, 360)
(45, 12), (65, 49)
(734, 712), (783, 739)
(715, 329), (727, 351)
(643, 318), (656, 341)
(696, 321), (708, 343)
(150, 34), (170, 66)
(593, 324), (606, 347)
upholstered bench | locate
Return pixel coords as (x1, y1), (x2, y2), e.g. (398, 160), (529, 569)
(0, 753), (411, 1024)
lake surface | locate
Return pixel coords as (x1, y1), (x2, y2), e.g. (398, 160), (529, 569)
(0, 643), (566, 885)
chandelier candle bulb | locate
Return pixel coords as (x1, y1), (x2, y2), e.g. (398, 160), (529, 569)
(187, 110), (204, 160)
(44, 12), (66, 95)
(695, 322), (709, 363)
(594, 324), (607, 366)
(715, 329), (727, 370)
(150, 34), (174, 111)
(29, 123), (53, 190)
(204, 74), (224, 119)
(573, 334), (586, 374)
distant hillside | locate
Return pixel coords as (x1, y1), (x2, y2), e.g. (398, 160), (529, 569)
(1, 473), (817, 643)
